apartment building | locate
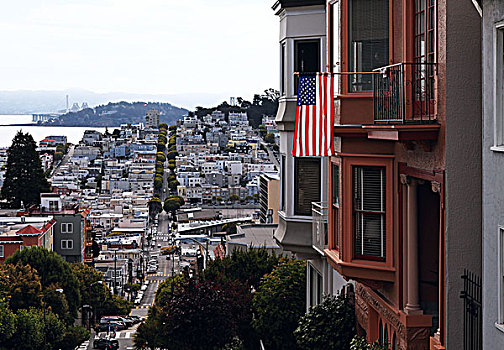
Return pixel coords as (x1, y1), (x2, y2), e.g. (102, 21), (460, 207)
(326, 0), (480, 349)
(272, 0), (347, 314)
(480, 0), (504, 348)
(145, 109), (160, 129)
(273, 0), (481, 348)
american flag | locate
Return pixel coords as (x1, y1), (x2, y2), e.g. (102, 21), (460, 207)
(292, 73), (334, 157)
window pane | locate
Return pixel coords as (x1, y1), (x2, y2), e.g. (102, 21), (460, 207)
(332, 164), (339, 206)
(294, 158), (321, 216)
(354, 166), (386, 259)
(294, 40), (320, 94)
(348, 0), (389, 92)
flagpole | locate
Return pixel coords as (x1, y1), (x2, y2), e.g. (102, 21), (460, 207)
(293, 71), (379, 76)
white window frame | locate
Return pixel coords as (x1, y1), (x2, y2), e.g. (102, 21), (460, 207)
(0, 245), (4, 257)
(492, 23), (504, 151)
(61, 223), (73, 234)
(61, 240), (73, 250)
(497, 227), (504, 331)
(307, 263), (323, 308)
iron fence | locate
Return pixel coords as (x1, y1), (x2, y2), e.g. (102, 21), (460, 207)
(373, 62), (437, 124)
(460, 269), (482, 350)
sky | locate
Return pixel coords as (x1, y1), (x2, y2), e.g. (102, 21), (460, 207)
(0, 0), (279, 105)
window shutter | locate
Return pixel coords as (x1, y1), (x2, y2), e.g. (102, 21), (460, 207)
(295, 158), (321, 216)
(354, 166), (386, 258)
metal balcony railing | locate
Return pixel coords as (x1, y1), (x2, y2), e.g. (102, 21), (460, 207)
(312, 202), (328, 254)
(373, 62), (437, 124)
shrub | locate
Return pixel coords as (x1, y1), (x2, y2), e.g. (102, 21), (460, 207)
(295, 294), (355, 350)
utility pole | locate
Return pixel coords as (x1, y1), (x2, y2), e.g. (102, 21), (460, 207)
(114, 249), (117, 295)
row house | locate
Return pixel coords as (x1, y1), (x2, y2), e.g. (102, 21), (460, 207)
(26, 193), (90, 263)
(272, 1), (345, 318)
(273, 0), (481, 349)
(0, 217), (56, 264)
(480, 0), (504, 348)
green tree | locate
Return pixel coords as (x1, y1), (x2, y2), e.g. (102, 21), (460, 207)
(228, 194), (240, 202)
(154, 175), (163, 191)
(294, 295), (356, 350)
(135, 279), (252, 350)
(0, 298), (16, 349)
(1, 131), (50, 208)
(148, 196), (162, 221)
(154, 274), (186, 307)
(252, 258), (306, 350)
(202, 247), (280, 290)
(264, 133), (276, 144)
(56, 326), (90, 350)
(350, 337), (391, 350)
(167, 150), (178, 160)
(163, 196), (185, 216)
(2, 263), (43, 312)
(12, 308), (65, 350)
(156, 152), (166, 163)
(159, 123), (168, 130)
(6, 247), (81, 318)
(169, 125), (177, 131)
(258, 124), (267, 137)
(168, 179), (180, 190)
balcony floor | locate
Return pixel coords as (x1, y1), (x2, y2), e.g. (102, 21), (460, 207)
(334, 123), (440, 141)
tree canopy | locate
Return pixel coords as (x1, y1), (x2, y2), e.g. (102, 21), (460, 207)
(5, 247), (81, 318)
(294, 295), (356, 350)
(1, 131), (50, 208)
(252, 258), (307, 350)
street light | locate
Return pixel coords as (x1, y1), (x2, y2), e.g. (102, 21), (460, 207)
(86, 280), (103, 330)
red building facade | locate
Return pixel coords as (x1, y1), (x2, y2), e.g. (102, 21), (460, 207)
(324, 0), (481, 349)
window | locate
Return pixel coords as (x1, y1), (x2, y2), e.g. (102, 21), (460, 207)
(0, 245), (3, 258)
(413, 0), (436, 114)
(332, 163), (340, 248)
(294, 158), (321, 216)
(498, 227), (504, 325)
(61, 240), (73, 250)
(281, 43), (286, 95)
(309, 264), (323, 307)
(49, 200), (59, 211)
(61, 223), (73, 233)
(353, 166), (386, 260)
(294, 40), (320, 95)
(281, 155), (286, 211)
(348, 0), (389, 92)
(494, 26), (504, 148)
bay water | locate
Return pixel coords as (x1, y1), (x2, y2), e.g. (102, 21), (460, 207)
(0, 115), (107, 147)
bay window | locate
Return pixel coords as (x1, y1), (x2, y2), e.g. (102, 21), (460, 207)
(348, 0), (389, 92)
(332, 163), (340, 248)
(294, 158), (321, 216)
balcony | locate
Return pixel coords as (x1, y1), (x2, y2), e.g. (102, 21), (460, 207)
(334, 63), (440, 142)
(373, 62), (437, 124)
(311, 202), (328, 254)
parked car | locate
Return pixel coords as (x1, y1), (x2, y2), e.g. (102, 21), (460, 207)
(95, 321), (123, 332)
(93, 338), (119, 350)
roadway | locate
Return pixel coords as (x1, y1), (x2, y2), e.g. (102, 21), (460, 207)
(85, 212), (176, 349)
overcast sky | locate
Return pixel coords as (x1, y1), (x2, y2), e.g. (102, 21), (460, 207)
(0, 0), (279, 103)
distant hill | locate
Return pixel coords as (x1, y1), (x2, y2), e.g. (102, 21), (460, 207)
(49, 101), (188, 127)
(0, 88), (225, 114)
(195, 89), (279, 129)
